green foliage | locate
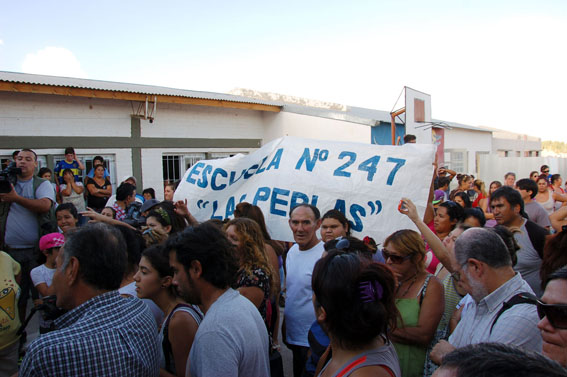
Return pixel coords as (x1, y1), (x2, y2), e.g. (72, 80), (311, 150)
(543, 141), (567, 153)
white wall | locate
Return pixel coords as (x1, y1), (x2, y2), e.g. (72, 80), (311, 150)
(262, 111), (371, 144)
(141, 103), (265, 139)
(0, 92), (131, 137)
(444, 128), (492, 175)
(478, 155), (567, 186)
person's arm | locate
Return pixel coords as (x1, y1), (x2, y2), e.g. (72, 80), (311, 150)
(74, 154), (85, 171)
(81, 208), (136, 230)
(0, 186), (51, 213)
(552, 191), (567, 203)
(86, 181), (111, 197)
(429, 339), (456, 365)
(237, 286), (264, 308)
(550, 206), (567, 233)
(70, 181), (84, 195)
(390, 276), (445, 346)
(400, 198), (455, 271)
(164, 311), (199, 377)
(174, 199), (199, 226)
(60, 183), (72, 197)
(265, 243), (280, 296)
(445, 168), (457, 181)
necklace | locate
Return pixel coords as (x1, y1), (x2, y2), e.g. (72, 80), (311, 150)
(397, 273), (418, 298)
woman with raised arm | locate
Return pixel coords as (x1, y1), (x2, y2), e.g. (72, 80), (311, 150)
(383, 228), (444, 377)
(399, 198), (468, 376)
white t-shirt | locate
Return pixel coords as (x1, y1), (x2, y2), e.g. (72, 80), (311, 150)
(284, 241), (325, 347)
(30, 264), (55, 328)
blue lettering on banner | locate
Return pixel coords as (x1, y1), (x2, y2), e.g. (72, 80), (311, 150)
(229, 169), (246, 186)
(197, 165), (213, 188)
(295, 148), (329, 172)
(349, 204), (366, 232)
(253, 187), (271, 205)
(244, 164), (259, 179)
(271, 188), (290, 216)
(256, 156), (268, 174)
(386, 157), (406, 185)
(186, 162), (205, 185)
(333, 151), (357, 177)
(225, 196), (235, 218)
(358, 156), (381, 181)
(210, 200), (223, 220)
(211, 168), (228, 191)
(266, 148), (283, 171)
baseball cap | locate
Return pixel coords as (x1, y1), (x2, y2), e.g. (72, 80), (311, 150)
(433, 189), (445, 204)
(121, 175), (137, 186)
(39, 233), (65, 251)
(140, 199), (160, 213)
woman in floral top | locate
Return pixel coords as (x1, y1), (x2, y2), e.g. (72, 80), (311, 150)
(224, 218), (276, 328)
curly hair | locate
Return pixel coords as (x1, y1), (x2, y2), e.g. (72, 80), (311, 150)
(224, 217), (277, 296)
(312, 251), (399, 349)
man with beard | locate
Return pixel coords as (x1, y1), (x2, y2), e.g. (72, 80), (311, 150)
(430, 228), (541, 365)
(166, 223), (270, 377)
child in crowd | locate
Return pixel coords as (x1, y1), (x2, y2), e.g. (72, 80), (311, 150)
(30, 233), (65, 334)
(142, 188), (156, 201)
(54, 147), (84, 185)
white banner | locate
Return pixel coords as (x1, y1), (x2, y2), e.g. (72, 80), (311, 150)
(175, 136), (435, 244)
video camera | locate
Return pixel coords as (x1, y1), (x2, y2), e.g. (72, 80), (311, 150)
(0, 162), (21, 193)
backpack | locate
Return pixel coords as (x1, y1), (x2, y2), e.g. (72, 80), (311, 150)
(489, 292), (536, 334)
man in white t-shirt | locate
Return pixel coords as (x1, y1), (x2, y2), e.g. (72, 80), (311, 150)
(284, 204), (324, 377)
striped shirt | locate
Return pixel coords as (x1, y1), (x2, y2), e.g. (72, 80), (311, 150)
(449, 273), (542, 352)
(20, 291), (159, 377)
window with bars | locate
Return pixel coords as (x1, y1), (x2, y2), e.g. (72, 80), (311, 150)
(163, 153), (207, 184)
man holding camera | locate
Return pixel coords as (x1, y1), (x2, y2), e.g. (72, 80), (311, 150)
(0, 149), (56, 324)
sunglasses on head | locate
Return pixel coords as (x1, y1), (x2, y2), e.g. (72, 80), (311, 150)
(381, 249), (414, 264)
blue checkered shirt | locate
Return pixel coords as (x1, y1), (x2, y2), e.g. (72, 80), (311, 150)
(20, 291), (160, 377)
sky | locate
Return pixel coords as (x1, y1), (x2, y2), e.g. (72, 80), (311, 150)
(1, 0), (566, 142)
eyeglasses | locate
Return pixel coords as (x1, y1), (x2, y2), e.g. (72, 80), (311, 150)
(537, 300), (567, 329)
(517, 293), (567, 329)
(381, 249), (414, 264)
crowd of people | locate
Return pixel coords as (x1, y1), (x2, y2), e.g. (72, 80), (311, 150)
(1, 146), (567, 377)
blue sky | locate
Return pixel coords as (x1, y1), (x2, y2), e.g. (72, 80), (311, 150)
(1, 0), (566, 141)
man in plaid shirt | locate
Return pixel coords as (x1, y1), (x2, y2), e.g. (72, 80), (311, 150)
(19, 223), (159, 377)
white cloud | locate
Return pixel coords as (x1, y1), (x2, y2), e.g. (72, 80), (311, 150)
(22, 46), (86, 78)
(0, 39), (4, 45)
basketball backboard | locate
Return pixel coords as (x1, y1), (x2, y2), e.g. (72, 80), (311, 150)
(405, 86), (432, 144)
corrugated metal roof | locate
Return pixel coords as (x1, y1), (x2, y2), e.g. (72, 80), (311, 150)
(0, 71), (283, 107)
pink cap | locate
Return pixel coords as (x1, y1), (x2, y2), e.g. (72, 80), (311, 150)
(39, 233), (65, 251)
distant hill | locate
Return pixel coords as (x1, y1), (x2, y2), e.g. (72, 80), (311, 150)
(543, 140), (567, 154)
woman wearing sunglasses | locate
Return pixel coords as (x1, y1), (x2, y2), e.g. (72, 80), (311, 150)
(383, 229), (444, 377)
(538, 266), (567, 367)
